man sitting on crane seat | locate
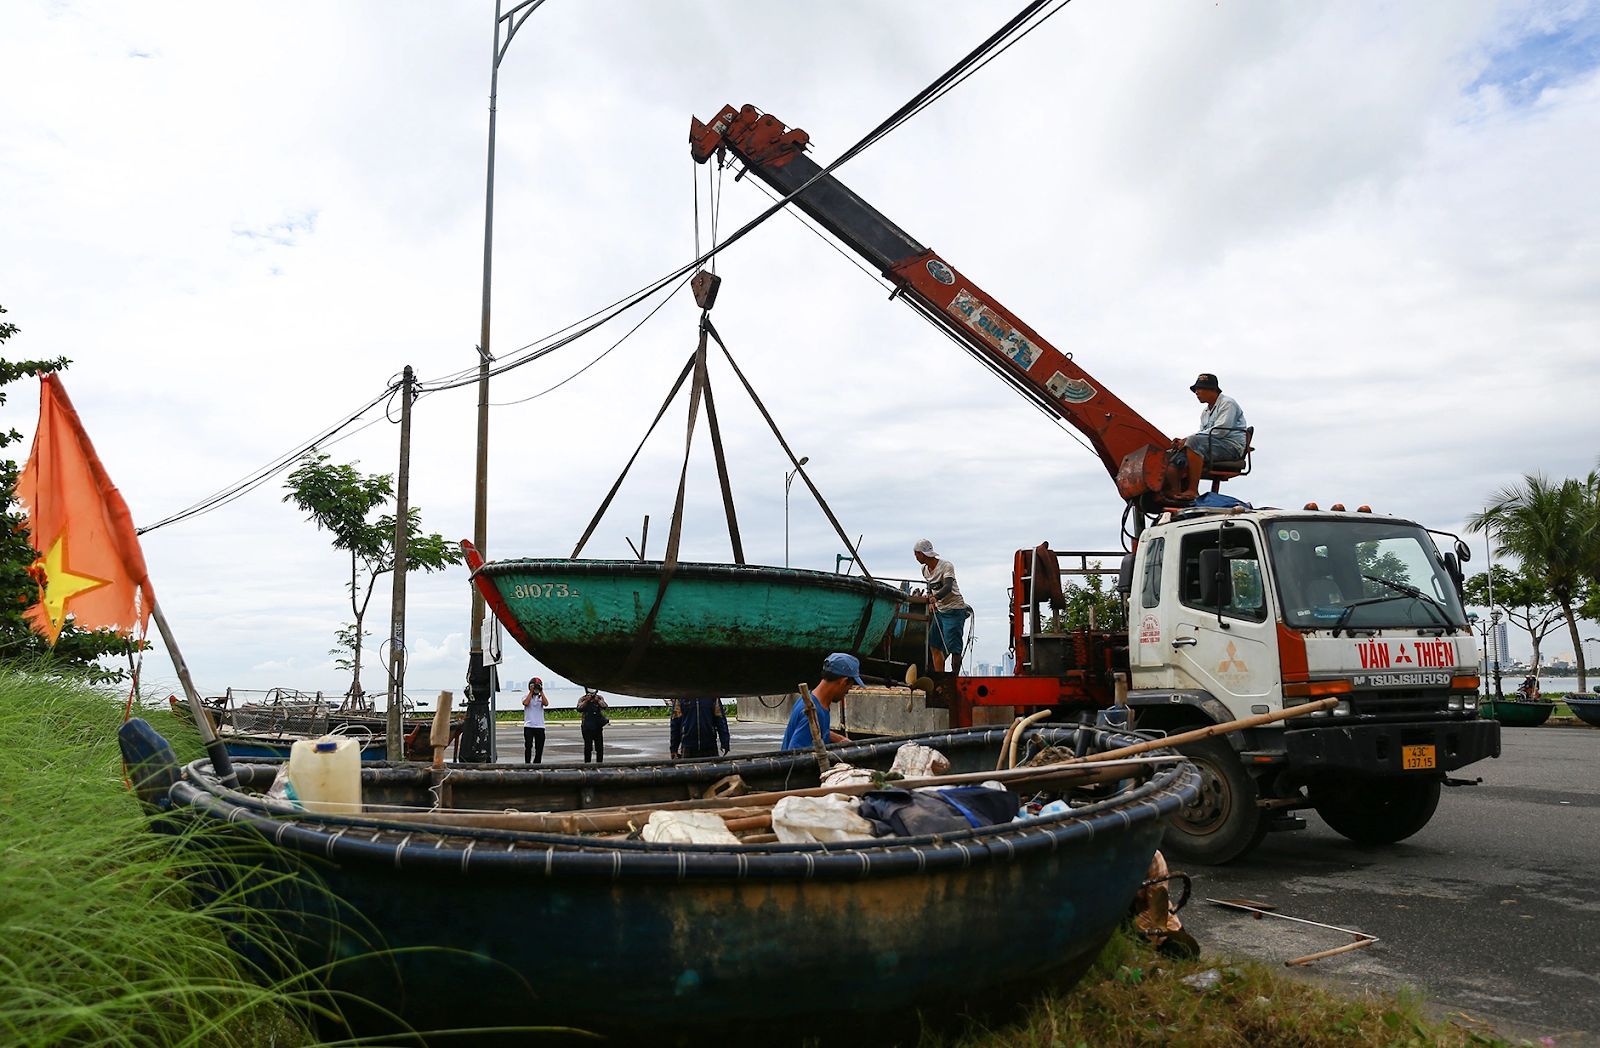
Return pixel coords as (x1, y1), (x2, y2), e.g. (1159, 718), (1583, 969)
(914, 539), (972, 677)
(1182, 373), (1249, 464)
(1164, 372), (1248, 496)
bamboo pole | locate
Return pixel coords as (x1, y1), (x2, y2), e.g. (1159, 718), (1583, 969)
(339, 758), (1171, 834)
(430, 691), (454, 769)
(149, 594), (236, 786)
(798, 683), (829, 775)
(1065, 698), (1339, 765)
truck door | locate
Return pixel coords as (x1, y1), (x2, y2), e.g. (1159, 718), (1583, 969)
(1168, 524), (1278, 710)
(1131, 536), (1168, 670)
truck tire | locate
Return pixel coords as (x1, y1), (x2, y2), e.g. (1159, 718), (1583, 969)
(1311, 778), (1440, 845)
(1161, 735), (1265, 864)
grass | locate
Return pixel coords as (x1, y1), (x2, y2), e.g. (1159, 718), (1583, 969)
(0, 667), (320, 1047)
(921, 929), (1522, 1048)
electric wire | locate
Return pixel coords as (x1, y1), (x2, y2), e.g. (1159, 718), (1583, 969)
(138, 0), (1070, 533)
(415, 0), (1070, 395)
(489, 270), (695, 408)
(136, 385), (398, 535)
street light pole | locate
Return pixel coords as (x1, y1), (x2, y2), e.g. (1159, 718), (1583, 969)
(462, 0), (551, 764)
(1469, 613), (1489, 696)
(784, 456), (809, 568)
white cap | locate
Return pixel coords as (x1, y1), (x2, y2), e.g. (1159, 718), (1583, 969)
(913, 539), (937, 556)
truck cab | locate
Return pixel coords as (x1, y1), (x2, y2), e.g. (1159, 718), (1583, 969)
(1125, 506), (1500, 862)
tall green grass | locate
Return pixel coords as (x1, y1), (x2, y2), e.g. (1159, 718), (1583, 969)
(0, 668), (319, 1047)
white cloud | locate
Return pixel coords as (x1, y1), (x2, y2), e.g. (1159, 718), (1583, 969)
(2, 0), (1595, 685)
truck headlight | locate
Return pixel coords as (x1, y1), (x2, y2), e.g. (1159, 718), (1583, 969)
(1446, 696), (1464, 711)
(1331, 701), (1352, 716)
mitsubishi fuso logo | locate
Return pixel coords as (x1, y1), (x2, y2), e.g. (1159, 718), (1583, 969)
(1218, 642), (1248, 674)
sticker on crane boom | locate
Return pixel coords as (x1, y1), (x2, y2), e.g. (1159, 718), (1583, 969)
(947, 289), (1043, 370)
(926, 259), (955, 285)
(1047, 371), (1098, 404)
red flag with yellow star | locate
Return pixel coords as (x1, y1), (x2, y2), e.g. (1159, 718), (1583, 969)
(16, 374), (153, 644)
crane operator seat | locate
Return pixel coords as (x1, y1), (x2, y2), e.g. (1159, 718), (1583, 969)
(1201, 426), (1255, 492)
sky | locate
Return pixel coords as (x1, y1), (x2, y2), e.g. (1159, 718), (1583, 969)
(2, 0), (1598, 700)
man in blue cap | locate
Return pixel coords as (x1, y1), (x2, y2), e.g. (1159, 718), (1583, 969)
(781, 652), (864, 751)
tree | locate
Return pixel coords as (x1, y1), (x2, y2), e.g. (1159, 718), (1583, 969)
(1047, 562), (1126, 632)
(284, 452), (463, 702)
(1463, 567), (1562, 681)
(0, 305), (134, 682)
(1468, 472), (1600, 692)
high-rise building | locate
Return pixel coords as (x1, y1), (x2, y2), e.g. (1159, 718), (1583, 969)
(1492, 622), (1510, 669)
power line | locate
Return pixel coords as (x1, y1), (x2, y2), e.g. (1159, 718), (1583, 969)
(138, 0), (1071, 533)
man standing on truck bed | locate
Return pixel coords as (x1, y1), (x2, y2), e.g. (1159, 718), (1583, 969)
(914, 539), (972, 676)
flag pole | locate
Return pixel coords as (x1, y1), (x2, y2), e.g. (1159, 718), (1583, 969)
(148, 594), (237, 786)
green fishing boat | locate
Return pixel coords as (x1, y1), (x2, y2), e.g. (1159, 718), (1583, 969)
(1479, 696), (1555, 727)
(467, 550), (906, 697)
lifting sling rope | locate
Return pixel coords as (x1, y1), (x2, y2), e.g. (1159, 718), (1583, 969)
(568, 308), (882, 682)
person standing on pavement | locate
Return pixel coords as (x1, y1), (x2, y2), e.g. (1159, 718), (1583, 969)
(521, 677), (549, 763)
(577, 688), (609, 763)
(671, 697), (731, 759)
(913, 539), (972, 676)
(781, 653), (863, 751)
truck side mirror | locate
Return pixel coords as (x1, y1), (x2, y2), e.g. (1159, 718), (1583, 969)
(1198, 548), (1231, 607)
(1117, 553), (1136, 597)
(1443, 551), (1465, 603)
(1455, 539), (1471, 563)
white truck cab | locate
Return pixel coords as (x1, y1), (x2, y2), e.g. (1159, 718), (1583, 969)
(1124, 507), (1499, 863)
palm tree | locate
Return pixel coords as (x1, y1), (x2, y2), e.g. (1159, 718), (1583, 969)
(1468, 473), (1599, 692)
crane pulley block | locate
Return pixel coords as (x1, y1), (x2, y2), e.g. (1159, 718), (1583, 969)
(691, 269), (722, 311)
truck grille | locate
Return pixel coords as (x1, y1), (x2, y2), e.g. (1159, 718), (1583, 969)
(1348, 690), (1462, 720)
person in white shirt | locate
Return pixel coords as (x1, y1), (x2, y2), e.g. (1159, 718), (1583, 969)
(913, 538), (972, 676)
(521, 678), (549, 763)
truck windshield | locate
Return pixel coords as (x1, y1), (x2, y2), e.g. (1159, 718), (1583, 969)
(1265, 518), (1466, 631)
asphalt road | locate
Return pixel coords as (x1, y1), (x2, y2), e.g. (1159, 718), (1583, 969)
(1194, 725), (1600, 1045)
(492, 720), (1600, 1043)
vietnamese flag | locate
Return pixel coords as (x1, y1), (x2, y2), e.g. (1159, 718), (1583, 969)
(16, 374), (153, 644)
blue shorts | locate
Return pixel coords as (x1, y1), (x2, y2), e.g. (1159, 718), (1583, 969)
(930, 607), (971, 657)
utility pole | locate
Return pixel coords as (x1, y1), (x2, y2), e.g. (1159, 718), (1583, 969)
(461, 0), (552, 763)
(387, 366), (414, 757)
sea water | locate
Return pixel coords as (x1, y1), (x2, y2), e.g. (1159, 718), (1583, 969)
(368, 686), (670, 713)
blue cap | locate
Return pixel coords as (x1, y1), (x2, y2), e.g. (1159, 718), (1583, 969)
(822, 652), (865, 685)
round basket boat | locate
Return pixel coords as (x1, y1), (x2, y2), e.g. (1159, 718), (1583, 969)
(472, 557), (907, 697)
(123, 721), (1199, 1042)
(1563, 694), (1600, 727)
(1479, 696), (1556, 727)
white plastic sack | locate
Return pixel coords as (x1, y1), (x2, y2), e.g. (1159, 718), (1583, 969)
(890, 743), (950, 779)
(820, 762), (877, 788)
(641, 809), (741, 846)
(772, 794), (877, 844)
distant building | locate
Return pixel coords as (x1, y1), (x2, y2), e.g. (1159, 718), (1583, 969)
(1492, 623), (1510, 669)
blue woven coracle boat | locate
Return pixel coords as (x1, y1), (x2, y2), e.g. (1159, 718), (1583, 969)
(120, 721), (1198, 1042)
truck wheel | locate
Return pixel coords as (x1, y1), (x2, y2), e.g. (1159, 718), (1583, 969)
(1161, 735), (1264, 864)
(1311, 778), (1440, 845)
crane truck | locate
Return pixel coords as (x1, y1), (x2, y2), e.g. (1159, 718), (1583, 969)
(691, 104), (1501, 864)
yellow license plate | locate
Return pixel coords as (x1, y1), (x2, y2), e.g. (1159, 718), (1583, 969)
(1402, 744), (1436, 770)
